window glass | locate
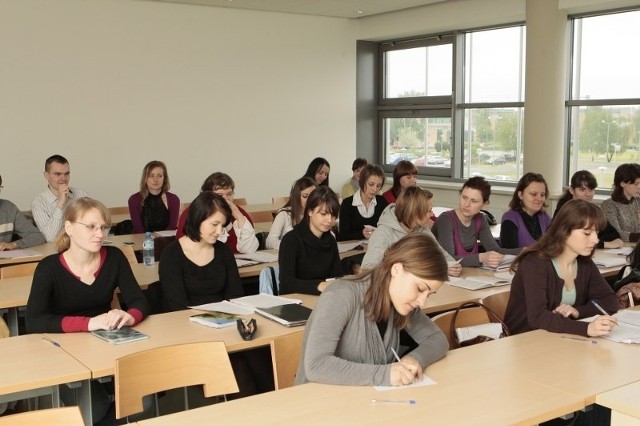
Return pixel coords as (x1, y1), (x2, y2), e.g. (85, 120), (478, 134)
(383, 116), (452, 169)
(385, 44), (452, 98)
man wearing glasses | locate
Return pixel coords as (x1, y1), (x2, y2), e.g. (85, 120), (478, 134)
(31, 155), (89, 242)
(0, 173), (45, 250)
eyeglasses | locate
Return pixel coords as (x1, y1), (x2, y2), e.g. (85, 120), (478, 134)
(74, 222), (111, 233)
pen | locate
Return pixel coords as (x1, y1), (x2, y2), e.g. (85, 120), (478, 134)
(371, 399), (416, 405)
(591, 300), (609, 316)
(390, 348), (415, 384)
(42, 336), (61, 347)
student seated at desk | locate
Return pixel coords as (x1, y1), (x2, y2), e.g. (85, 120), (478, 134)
(176, 172), (258, 254)
(433, 177), (519, 268)
(341, 157), (367, 199)
(159, 191), (273, 398)
(25, 198), (149, 424)
(601, 163), (640, 242)
(296, 233), (448, 386)
(0, 173), (46, 250)
(382, 160), (417, 204)
(128, 160), (180, 234)
(338, 164), (388, 242)
(278, 186), (342, 295)
(265, 177), (317, 249)
(361, 187), (461, 277)
(500, 172), (552, 249)
(303, 157), (330, 187)
(504, 199), (619, 337)
(554, 170), (622, 249)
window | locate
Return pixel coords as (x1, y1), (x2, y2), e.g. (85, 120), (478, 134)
(567, 10), (640, 189)
(378, 25), (526, 183)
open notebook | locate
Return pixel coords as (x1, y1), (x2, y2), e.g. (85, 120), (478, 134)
(449, 275), (510, 291)
(190, 294), (302, 315)
(480, 255), (516, 272)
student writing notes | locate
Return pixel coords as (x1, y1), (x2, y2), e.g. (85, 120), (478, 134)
(504, 200), (619, 337)
(296, 233), (448, 386)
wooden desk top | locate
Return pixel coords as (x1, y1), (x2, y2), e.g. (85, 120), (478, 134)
(442, 329), (640, 405)
(46, 298), (312, 379)
(137, 352), (582, 426)
(0, 243), (56, 267)
(0, 334), (91, 395)
(596, 381), (640, 420)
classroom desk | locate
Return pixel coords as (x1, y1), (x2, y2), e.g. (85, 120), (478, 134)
(0, 334), (92, 425)
(44, 296), (313, 380)
(136, 343), (584, 425)
(596, 381), (640, 425)
(0, 242), (56, 267)
(444, 329), (640, 406)
(0, 263), (159, 336)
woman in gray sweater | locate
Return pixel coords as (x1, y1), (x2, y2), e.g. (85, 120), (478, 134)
(296, 233), (449, 387)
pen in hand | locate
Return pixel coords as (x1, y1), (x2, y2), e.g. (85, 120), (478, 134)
(391, 347), (415, 385)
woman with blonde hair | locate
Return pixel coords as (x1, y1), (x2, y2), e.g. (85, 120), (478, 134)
(296, 233), (449, 386)
(361, 186), (461, 276)
(128, 160), (180, 234)
(26, 197), (149, 423)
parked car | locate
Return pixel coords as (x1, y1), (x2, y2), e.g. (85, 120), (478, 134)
(485, 155), (506, 165)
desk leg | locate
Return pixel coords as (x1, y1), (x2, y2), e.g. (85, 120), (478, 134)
(75, 379), (92, 426)
(7, 308), (18, 336)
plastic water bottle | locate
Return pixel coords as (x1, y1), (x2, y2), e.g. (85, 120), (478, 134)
(142, 232), (155, 266)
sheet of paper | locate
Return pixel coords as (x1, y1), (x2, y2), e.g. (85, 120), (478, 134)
(231, 294), (302, 309)
(374, 375), (437, 391)
(337, 240), (366, 253)
(0, 248), (41, 259)
(235, 251), (278, 263)
(189, 301), (254, 315)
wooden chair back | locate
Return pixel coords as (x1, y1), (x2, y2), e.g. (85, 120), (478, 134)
(108, 206), (130, 216)
(272, 196), (289, 207)
(0, 263), (38, 278)
(234, 198), (247, 206)
(114, 341), (238, 419)
(270, 331), (304, 390)
(481, 291), (511, 322)
(431, 307), (491, 350)
(0, 407), (84, 426)
(250, 210), (275, 223)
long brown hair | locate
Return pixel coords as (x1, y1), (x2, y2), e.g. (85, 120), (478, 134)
(138, 160), (170, 205)
(359, 233), (448, 329)
(281, 177), (317, 226)
(394, 186), (433, 231)
(56, 198), (111, 252)
(511, 199), (606, 271)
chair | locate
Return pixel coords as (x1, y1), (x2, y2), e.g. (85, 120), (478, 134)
(114, 341), (238, 419)
(481, 291), (511, 322)
(0, 263), (37, 278)
(0, 406), (84, 426)
(431, 306), (491, 350)
(108, 206), (130, 216)
(270, 332), (304, 390)
(272, 196), (289, 207)
(250, 210), (275, 223)
(234, 197), (247, 206)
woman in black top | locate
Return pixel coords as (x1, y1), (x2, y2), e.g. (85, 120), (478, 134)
(128, 161), (180, 233)
(338, 164), (388, 241)
(279, 186), (342, 295)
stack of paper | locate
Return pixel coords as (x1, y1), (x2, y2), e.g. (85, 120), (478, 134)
(480, 254), (516, 272)
(190, 294), (302, 315)
(449, 275), (511, 291)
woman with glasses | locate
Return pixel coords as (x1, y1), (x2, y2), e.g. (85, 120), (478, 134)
(601, 163), (640, 242)
(554, 170), (622, 248)
(128, 160), (180, 234)
(26, 197), (149, 424)
(382, 160), (418, 204)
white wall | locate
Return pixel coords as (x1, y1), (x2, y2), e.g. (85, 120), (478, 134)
(0, 0), (357, 210)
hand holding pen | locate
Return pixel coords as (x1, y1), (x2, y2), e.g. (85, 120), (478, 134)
(389, 348), (422, 386)
(587, 301), (618, 337)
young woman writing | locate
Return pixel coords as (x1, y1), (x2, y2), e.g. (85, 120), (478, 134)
(296, 233), (449, 386)
(504, 199), (619, 337)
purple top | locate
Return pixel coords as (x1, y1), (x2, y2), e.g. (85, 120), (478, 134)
(128, 191), (180, 234)
(501, 209), (551, 248)
(445, 210), (481, 256)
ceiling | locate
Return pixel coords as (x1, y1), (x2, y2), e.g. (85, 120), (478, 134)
(146, 0), (449, 19)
